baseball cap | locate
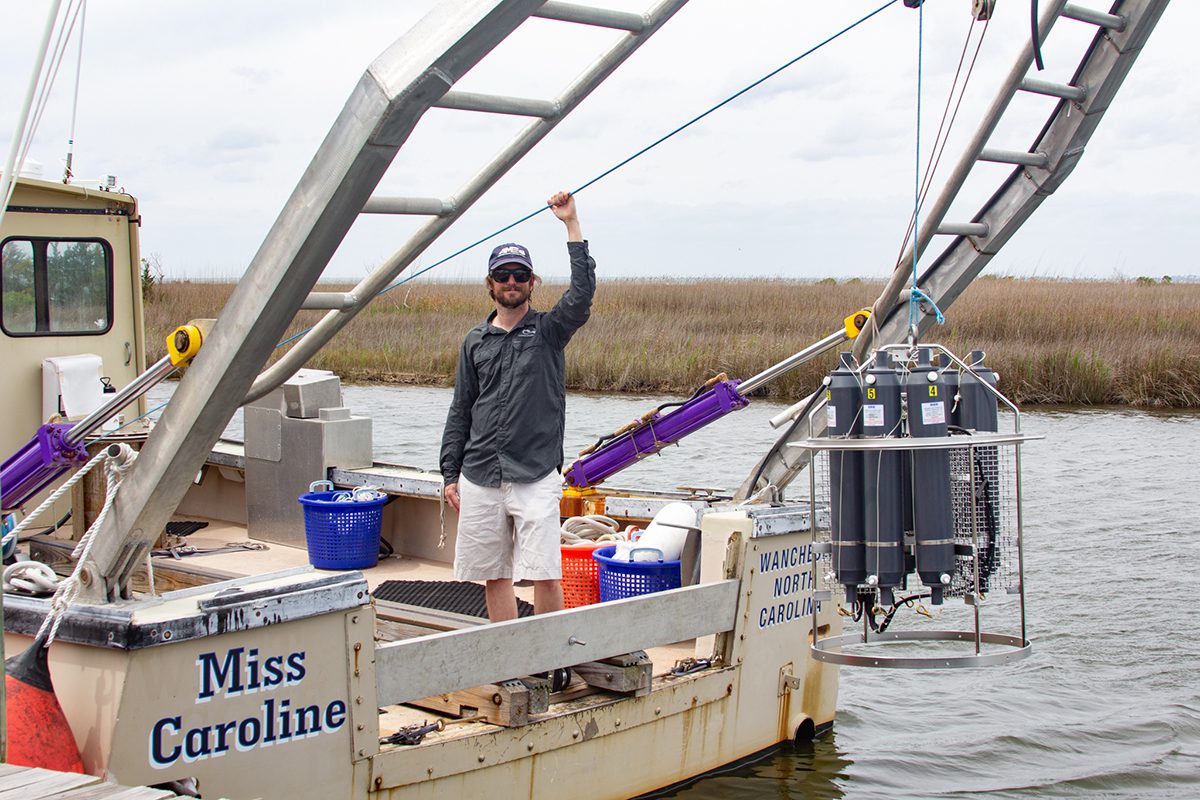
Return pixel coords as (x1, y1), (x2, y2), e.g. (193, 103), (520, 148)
(488, 242), (533, 273)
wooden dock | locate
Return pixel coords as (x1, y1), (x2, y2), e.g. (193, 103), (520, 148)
(0, 764), (177, 798)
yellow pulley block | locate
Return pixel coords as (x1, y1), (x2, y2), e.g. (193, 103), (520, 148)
(843, 308), (872, 339)
(167, 322), (207, 366)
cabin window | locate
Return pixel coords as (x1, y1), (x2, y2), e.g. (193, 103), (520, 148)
(1, 237), (112, 336)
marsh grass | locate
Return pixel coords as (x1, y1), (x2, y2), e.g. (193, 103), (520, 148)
(145, 277), (1200, 408)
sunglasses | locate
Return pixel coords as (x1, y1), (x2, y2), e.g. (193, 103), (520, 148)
(490, 267), (532, 284)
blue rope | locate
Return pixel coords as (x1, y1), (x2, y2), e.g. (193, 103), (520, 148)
(910, 286), (944, 324)
(909, 1), (925, 331)
(276, 0), (902, 349)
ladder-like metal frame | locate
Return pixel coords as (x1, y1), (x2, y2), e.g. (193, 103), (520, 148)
(84, 0), (691, 598)
(738, 0), (1170, 501)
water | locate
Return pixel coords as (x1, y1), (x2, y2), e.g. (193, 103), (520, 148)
(146, 384), (1200, 797)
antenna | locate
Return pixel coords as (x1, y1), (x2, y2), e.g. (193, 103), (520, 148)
(63, 0), (88, 183)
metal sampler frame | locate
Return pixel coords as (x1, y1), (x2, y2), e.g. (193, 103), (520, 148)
(796, 343), (1038, 669)
(741, 0), (1171, 501)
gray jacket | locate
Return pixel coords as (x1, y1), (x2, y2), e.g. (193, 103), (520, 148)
(440, 241), (596, 487)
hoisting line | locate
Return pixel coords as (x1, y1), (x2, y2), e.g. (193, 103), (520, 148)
(908, 0), (925, 333)
(275, 0), (901, 350)
(893, 11), (991, 269)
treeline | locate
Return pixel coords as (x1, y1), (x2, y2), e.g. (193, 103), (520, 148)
(145, 277), (1200, 408)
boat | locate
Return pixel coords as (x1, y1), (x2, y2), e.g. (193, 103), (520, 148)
(0, 1), (1172, 797)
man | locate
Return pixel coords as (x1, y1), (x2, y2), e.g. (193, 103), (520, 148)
(440, 191), (594, 632)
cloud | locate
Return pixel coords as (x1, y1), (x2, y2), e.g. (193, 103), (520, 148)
(207, 127), (278, 154)
(2, 1), (1195, 282)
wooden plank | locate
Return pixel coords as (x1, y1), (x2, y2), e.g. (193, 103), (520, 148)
(599, 650), (650, 668)
(0, 766), (87, 795)
(0, 767), (94, 798)
(0, 767), (175, 799)
(374, 617), (433, 643)
(572, 650), (652, 696)
(375, 579), (739, 706)
(406, 677), (549, 727)
(44, 784), (178, 799)
(373, 598), (484, 631)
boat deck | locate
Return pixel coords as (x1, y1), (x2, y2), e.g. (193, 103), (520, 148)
(151, 513), (537, 597)
(134, 514), (709, 746)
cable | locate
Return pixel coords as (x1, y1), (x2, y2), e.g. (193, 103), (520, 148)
(15, 510), (73, 542)
(867, 591), (931, 633)
(893, 12), (991, 266)
(115, 3), (908, 431)
(89, 401), (167, 442)
(1031, 0), (1045, 71)
(907, 1), (925, 332)
(274, 0), (902, 350)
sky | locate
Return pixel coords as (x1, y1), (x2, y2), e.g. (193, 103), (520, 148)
(3, 0), (1197, 286)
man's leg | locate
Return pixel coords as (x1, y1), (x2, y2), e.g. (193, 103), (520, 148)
(508, 471), (564, 605)
(532, 579), (564, 615)
(485, 579), (519, 622)
(455, 476), (515, 622)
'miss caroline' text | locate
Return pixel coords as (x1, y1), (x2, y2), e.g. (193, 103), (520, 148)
(757, 544), (822, 628)
(149, 646), (347, 769)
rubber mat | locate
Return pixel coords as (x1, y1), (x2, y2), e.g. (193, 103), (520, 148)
(372, 580), (534, 619)
(165, 521), (209, 538)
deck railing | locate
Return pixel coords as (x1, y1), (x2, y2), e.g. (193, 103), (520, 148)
(374, 579), (739, 705)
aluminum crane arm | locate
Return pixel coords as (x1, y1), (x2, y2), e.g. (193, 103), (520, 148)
(81, 0), (692, 599)
(737, 0), (1171, 502)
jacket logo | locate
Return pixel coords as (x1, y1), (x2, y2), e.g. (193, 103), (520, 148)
(518, 327), (535, 337)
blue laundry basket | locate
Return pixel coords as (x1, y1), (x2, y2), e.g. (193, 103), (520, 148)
(298, 490), (387, 569)
(592, 545), (682, 601)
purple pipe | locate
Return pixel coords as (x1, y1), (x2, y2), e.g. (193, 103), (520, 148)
(1, 423), (89, 511)
(564, 380), (750, 489)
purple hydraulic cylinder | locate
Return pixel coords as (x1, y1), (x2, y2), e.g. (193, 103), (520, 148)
(1, 423), (89, 511)
(564, 380), (750, 489)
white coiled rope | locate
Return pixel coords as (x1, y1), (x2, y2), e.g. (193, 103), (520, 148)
(560, 514), (623, 545)
(3, 561), (60, 594)
(3, 443), (137, 646)
(331, 486), (385, 503)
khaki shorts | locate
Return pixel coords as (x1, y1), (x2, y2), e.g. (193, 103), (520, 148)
(454, 470), (563, 582)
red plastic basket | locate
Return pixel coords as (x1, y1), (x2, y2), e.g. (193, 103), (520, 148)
(561, 542), (604, 608)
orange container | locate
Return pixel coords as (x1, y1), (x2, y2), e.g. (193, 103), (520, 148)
(561, 542), (604, 608)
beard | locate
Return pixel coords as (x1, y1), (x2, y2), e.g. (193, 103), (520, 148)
(489, 283), (532, 309)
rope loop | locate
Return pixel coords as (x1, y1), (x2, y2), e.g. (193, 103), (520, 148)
(910, 287), (946, 324)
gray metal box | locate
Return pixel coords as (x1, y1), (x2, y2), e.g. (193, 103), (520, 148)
(248, 369), (342, 419)
(244, 371), (374, 548)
